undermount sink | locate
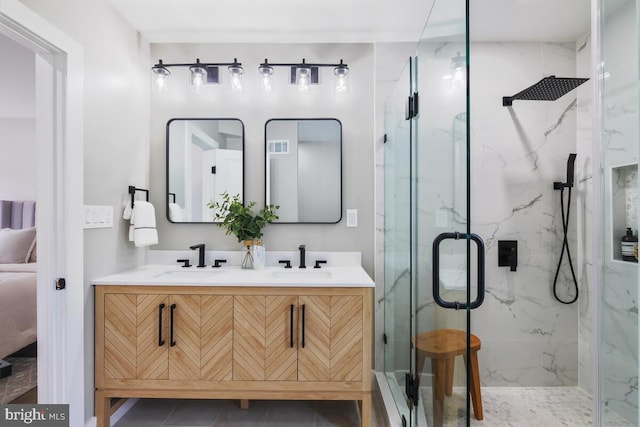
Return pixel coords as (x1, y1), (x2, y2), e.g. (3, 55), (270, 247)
(269, 270), (332, 280)
(155, 269), (220, 280)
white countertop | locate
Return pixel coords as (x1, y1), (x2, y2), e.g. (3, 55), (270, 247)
(91, 264), (374, 287)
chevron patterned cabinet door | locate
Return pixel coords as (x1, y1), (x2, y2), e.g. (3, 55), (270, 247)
(233, 295), (267, 380)
(201, 295), (234, 380)
(137, 294), (170, 380)
(265, 295), (298, 381)
(330, 295), (363, 382)
(298, 295), (331, 381)
(104, 294), (137, 380)
(169, 295), (202, 380)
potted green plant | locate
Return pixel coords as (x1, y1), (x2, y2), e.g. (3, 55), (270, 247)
(208, 192), (278, 268)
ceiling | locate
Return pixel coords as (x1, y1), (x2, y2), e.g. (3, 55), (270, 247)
(107, 0), (594, 44)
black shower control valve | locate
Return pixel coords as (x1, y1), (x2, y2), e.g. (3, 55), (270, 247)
(212, 259), (227, 268)
(279, 260), (292, 269)
(177, 259), (191, 268)
(498, 241), (517, 272)
(314, 260), (327, 269)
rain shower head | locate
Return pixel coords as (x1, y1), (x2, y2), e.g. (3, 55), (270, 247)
(503, 76), (589, 107)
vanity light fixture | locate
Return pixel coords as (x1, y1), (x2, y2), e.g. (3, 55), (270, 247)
(333, 59), (349, 94)
(151, 59), (171, 90)
(189, 59), (207, 89)
(258, 60), (274, 93)
(151, 58), (244, 90)
(228, 58), (244, 93)
(257, 58), (349, 94)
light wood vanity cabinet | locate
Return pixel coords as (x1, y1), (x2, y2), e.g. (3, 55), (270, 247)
(233, 294), (364, 383)
(95, 285), (372, 427)
(99, 292), (233, 383)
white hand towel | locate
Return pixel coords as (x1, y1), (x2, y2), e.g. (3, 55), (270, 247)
(123, 202), (133, 220)
(131, 201), (158, 247)
(168, 203), (184, 222)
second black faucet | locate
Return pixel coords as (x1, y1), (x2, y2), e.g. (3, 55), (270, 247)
(299, 244), (306, 269)
(189, 243), (206, 268)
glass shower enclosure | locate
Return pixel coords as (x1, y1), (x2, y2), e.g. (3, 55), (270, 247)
(383, 0), (483, 425)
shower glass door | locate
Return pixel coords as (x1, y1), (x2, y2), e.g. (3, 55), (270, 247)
(384, 1), (478, 425)
(413, 0), (479, 425)
(383, 57), (414, 426)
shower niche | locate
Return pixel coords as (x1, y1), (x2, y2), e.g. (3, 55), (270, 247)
(611, 163), (638, 262)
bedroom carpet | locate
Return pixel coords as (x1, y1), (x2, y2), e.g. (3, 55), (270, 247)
(0, 357), (37, 404)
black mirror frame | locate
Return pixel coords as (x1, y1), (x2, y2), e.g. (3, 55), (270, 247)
(264, 118), (343, 224)
(166, 117), (245, 224)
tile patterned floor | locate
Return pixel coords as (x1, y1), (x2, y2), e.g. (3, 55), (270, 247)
(420, 386), (633, 426)
(114, 399), (375, 427)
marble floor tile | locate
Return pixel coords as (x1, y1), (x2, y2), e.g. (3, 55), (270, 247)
(419, 386), (633, 426)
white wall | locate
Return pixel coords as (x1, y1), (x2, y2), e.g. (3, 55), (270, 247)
(0, 33), (34, 118)
(150, 43), (375, 275)
(18, 0), (150, 422)
(0, 33), (36, 200)
(0, 119), (36, 200)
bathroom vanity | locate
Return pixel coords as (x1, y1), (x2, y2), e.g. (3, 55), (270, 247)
(92, 264), (373, 427)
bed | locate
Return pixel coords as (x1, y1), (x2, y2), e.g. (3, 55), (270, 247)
(0, 200), (37, 360)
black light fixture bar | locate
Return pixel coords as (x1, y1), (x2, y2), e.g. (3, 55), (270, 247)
(259, 58), (346, 68)
(152, 58), (242, 69)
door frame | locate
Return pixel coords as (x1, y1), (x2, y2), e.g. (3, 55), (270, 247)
(0, 0), (84, 424)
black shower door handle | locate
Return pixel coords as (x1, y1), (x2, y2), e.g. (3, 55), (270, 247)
(432, 231), (485, 310)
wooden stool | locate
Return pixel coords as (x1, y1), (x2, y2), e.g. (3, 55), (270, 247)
(414, 329), (482, 426)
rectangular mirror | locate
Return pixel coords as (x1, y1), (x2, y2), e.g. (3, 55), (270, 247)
(265, 118), (342, 223)
(167, 118), (244, 223)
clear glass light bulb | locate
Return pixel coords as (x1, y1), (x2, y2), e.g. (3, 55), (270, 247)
(230, 74), (242, 92)
(335, 75), (347, 94)
(297, 68), (310, 93)
(261, 75), (272, 93)
(192, 73), (204, 89)
(156, 74), (167, 90)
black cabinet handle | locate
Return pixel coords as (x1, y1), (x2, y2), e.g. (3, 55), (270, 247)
(158, 303), (165, 346)
(290, 304), (294, 348)
(301, 304), (306, 348)
(170, 303), (177, 347)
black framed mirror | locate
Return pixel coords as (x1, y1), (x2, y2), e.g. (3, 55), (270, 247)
(265, 118), (342, 223)
(166, 118), (244, 223)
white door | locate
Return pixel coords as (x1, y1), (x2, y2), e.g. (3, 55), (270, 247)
(0, 1), (84, 424)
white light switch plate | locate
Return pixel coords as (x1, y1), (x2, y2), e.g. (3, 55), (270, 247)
(84, 205), (114, 229)
(346, 209), (358, 228)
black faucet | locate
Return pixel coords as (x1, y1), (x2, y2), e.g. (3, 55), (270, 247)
(298, 245), (306, 269)
(314, 260), (327, 269)
(189, 243), (206, 268)
(212, 259), (227, 268)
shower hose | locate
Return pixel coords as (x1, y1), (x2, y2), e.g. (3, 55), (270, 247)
(553, 186), (579, 304)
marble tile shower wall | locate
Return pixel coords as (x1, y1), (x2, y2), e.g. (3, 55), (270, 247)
(414, 42), (581, 387)
(599, 2), (639, 422)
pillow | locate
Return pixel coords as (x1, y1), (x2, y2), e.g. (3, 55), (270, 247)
(29, 238), (37, 263)
(0, 227), (37, 263)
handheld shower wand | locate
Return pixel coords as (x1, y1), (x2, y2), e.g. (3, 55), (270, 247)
(552, 153), (578, 304)
(553, 153), (577, 189)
